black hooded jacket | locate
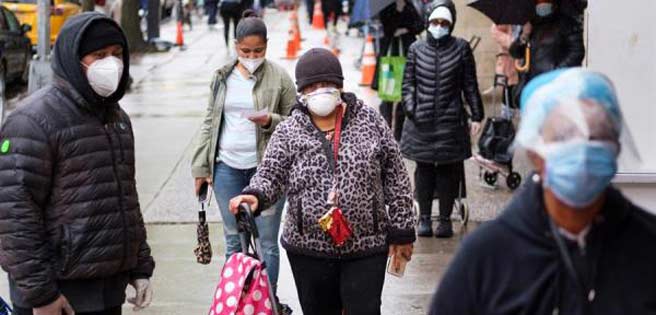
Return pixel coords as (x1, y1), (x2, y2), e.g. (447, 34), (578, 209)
(0, 13), (154, 310)
(429, 178), (656, 315)
(400, 0), (484, 164)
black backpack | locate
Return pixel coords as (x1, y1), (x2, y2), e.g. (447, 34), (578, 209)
(478, 117), (515, 165)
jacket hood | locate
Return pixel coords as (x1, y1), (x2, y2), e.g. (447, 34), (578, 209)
(426, 0), (457, 33)
(499, 174), (635, 248)
(51, 12), (130, 110)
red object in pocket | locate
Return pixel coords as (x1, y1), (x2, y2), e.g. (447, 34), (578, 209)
(319, 208), (353, 247)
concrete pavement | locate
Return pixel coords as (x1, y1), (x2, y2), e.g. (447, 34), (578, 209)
(0, 6), (532, 314)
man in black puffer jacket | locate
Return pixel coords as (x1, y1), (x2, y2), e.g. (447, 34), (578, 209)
(400, 0), (484, 238)
(0, 13), (155, 315)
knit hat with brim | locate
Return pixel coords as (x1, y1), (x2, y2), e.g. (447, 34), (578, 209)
(78, 19), (126, 58)
(295, 48), (344, 92)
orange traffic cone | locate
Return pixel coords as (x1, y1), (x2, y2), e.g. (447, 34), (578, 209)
(290, 10), (302, 50)
(284, 27), (298, 59)
(312, 0), (325, 30)
(359, 34), (376, 86)
(176, 20), (185, 47)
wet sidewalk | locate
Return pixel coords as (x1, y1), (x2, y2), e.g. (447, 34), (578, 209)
(0, 7), (522, 314)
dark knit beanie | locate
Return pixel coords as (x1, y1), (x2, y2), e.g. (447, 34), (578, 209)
(295, 48), (344, 92)
(78, 20), (126, 58)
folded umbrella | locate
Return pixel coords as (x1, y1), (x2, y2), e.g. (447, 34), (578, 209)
(467, 0), (535, 25)
(194, 182), (213, 265)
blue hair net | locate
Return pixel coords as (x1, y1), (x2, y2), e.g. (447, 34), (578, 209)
(515, 68), (623, 148)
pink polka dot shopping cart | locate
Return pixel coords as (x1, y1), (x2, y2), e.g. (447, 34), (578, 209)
(208, 204), (280, 315)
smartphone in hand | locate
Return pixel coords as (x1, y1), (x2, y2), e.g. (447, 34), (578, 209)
(387, 254), (408, 278)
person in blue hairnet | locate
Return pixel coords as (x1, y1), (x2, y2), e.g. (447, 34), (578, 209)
(428, 68), (656, 315)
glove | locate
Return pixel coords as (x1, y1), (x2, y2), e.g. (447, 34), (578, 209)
(128, 279), (153, 311)
(33, 294), (75, 315)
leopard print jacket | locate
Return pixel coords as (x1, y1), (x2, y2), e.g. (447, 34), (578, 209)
(244, 93), (416, 259)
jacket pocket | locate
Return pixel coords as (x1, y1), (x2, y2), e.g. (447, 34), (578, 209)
(60, 225), (73, 273)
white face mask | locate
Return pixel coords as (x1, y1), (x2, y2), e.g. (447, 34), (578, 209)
(84, 56), (124, 97)
(239, 57), (265, 74)
(303, 87), (341, 117)
(428, 25), (450, 40)
(536, 3), (554, 17)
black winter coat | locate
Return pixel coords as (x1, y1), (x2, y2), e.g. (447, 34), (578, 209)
(0, 13), (154, 310)
(510, 13), (585, 81)
(400, 33), (484, 164)
(429, 178), (656, 315)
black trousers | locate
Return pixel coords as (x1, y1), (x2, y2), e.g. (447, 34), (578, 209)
(220, 2), (243, 45)
(415, 161), (466, 220)
(206, 0), (218, 25)
(288, 253), (387, 315)
(13, 305), (122, 315)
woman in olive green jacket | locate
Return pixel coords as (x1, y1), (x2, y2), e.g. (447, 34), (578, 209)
(190, 10), (295, 308)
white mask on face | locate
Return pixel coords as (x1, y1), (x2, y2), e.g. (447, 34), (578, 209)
(239, 57), (265, 74)
(428, 25), (450, 39)
(536, 3), (554, 17)
(84, 56), (124, 97)
(303, 87), (341, 117)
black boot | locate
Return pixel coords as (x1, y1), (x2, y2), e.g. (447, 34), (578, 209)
(435, 218), (453, 238)
(418, 215), (433, 237)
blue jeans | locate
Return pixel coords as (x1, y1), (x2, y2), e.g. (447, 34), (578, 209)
(213, 162), (284, 290)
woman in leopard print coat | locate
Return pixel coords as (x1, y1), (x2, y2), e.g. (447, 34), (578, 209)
(230, 48), (416, 315)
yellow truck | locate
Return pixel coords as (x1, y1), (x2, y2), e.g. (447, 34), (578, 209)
(1, 0), (81, 46)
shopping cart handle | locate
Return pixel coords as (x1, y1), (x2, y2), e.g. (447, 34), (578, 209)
(236, 203), (259, 238)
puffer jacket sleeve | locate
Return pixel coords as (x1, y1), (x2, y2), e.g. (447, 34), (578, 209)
(261, 71), (296, 134)
(130, 208), (155, 280)
(243, 122), (292, 216)
(0, 113), (60, 307)
(401, 42), (418, 120)
(556, 17), (585, 68)
(376, 114), (416, 244)
(462, 42), (485, 122)
(191, 72), (220, 178)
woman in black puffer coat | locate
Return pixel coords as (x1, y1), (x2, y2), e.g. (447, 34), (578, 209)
(400, 0), (484, 238)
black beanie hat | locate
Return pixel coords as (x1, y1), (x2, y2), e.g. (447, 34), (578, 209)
(78, 20), (127, 58)
(295, 48), (344, 92)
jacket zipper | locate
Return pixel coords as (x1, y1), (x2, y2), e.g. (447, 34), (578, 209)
(103, 124), (129, 270)
(61, 225), (72, 272)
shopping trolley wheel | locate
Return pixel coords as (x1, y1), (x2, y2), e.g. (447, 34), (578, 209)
(484, 171), (498, 186)
(507, 172), (522, 190)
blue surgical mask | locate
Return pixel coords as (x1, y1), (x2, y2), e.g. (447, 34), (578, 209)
(543, 141), (618, 208)
(428, 25), (449, 40)
(536, 3), (553, 17)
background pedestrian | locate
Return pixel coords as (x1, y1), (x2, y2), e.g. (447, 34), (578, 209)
(401, 0), (484, 238)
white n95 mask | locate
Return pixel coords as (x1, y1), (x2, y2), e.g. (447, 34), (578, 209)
(84, 56), (124, 97)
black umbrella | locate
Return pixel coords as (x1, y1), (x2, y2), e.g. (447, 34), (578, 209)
(468, 0), (588, 25)
(369, 0), (396, 18)
(467, 0), (535, 25)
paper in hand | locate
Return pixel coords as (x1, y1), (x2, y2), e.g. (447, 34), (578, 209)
(242, 109), (269, 120)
